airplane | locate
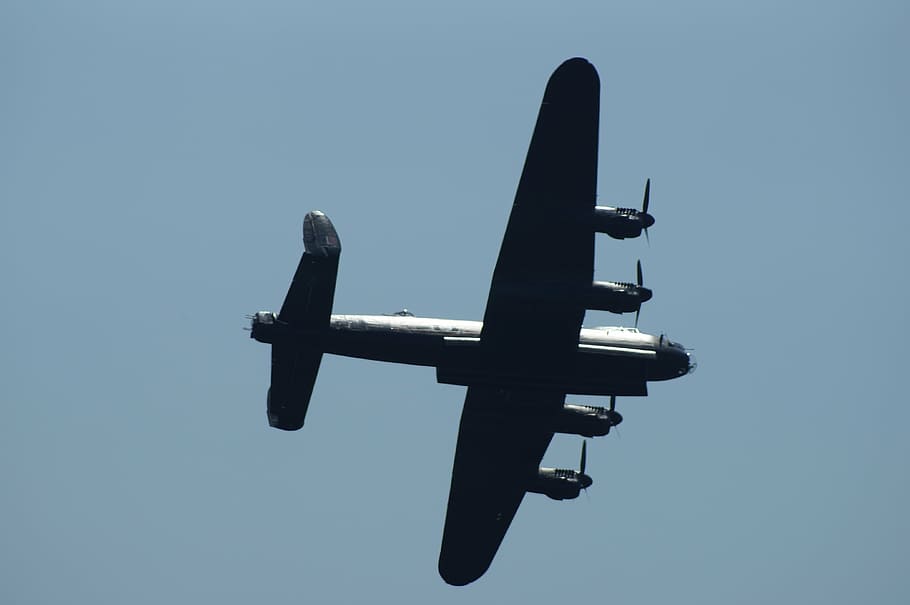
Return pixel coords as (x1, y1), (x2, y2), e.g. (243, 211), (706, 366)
(249, 57), (694, 586)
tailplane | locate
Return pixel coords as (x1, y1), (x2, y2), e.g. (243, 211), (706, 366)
(251, 211), (341, 430)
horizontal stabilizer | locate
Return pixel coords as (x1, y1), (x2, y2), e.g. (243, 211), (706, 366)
(268, 344), (323, 430)
(268, 211), (341, 430)
(278, 211), (341, 330)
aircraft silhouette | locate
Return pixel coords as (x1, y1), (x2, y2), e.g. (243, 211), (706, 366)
(250, 58), (694, 586)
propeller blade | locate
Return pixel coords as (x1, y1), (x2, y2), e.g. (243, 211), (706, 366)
(642, 178), (650, 214)
(580, 440), (587, 475)
(635, 261), (644, 328)
(608, 395), (616, 412)
(642, 179), (652, 245)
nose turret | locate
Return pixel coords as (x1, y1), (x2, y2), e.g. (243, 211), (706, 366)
(650, 336), (694, 380)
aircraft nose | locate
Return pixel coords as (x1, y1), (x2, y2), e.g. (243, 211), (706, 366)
(639, 287), (653, 303)
(641, 213), (655, 229)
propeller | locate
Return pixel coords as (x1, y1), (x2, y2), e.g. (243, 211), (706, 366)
(577, 440), (592, 493)
(635, 260), (644, 328)
(579, 440), (587, 475)
(642, 179), (652, 244)
(607, 395), (624, 431)
(642, 178), (650, 214)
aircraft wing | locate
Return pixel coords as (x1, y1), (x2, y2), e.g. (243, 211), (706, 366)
(480, 57), (600, 366)
(438, 59), (600, 585)
(438, 387), (561, 586)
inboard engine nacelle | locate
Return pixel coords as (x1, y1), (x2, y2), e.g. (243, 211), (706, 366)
(552, 402), (622, 437)
(585, 281), (652, 314)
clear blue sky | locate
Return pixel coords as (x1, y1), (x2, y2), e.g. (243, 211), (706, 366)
(3, 1), (908, 603)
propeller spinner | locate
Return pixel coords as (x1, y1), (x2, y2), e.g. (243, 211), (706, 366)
(607, 395), (623, 428)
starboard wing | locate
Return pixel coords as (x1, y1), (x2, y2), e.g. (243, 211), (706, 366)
(480, 57), (600, 366)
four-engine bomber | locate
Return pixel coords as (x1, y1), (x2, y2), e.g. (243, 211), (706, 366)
(250, 57), (694, 586)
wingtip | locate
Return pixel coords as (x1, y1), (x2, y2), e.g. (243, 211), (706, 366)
(438, 562), (487, 587)
(544, 57), (600, 103)
(562, 56), (593, 67)
(554, 56), (598, 77)
(438, 536), (496, 587)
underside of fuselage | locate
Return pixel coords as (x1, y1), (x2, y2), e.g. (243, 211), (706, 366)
(252, 309), (692, 400)
(312, 314), (692, 394)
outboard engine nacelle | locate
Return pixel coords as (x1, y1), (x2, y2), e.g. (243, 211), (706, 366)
(527, 468), (593, 500)
(527, 442), (592, 500)
(591, 179), (655, 240)
(592, 206), (649, 239)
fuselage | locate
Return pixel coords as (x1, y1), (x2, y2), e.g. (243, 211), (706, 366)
(254, 312), (694, 397)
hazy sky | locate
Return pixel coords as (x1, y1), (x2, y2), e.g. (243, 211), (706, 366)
(3, 1), (908, 603)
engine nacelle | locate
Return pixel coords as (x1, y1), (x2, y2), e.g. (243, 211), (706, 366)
(586, 281), (652, 314)
(527, 468), (592, 500)
(552, 403), (622, 437)
(593, 206), (645, 239)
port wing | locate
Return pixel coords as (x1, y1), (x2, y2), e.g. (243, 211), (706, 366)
(438, 387), (560, 586)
